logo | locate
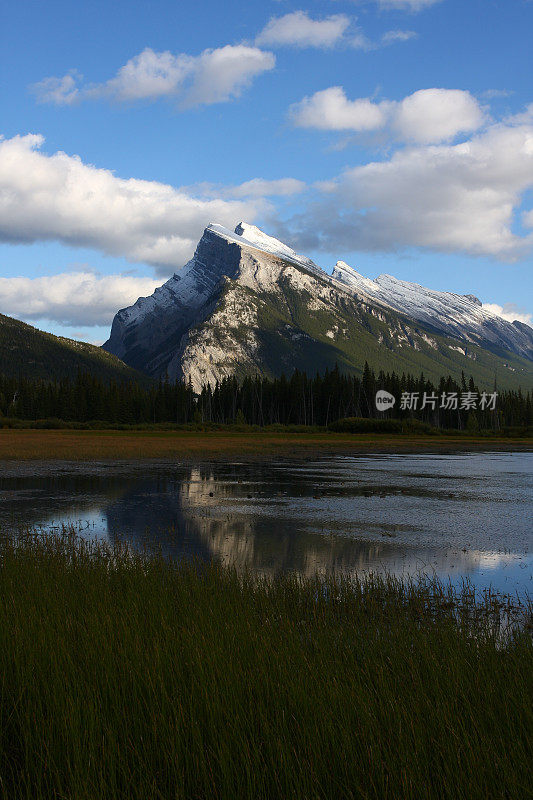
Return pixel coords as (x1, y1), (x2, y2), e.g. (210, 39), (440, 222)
(375, 390), (396, 411)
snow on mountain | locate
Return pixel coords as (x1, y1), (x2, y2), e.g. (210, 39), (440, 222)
(331, 261), (533, 361)
(104, 220), (329, 380)
(112, 222), (323, 333)
(210, 222), (324, 277)
(103, 221), (533, 390)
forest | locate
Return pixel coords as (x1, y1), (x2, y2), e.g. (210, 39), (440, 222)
(0, 364), (531, 430)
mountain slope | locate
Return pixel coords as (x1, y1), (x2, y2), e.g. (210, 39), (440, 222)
(0, 313), (147, 382)
(104, 223), (533, 392)
(331, 262), (533, 361)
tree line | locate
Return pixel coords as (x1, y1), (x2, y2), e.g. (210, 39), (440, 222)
(0, 365), (531, 430)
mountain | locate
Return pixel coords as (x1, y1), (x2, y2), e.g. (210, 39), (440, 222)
(0, 312), (147, 383)
(103, 222), (533, 391)
(331, 263), (533, 362)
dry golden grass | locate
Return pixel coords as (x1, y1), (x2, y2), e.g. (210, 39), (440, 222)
(0, 428), (531, 460)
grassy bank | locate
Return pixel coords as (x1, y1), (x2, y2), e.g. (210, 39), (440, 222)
(0, 427), (532, 460)
(0, 533), (531, 799)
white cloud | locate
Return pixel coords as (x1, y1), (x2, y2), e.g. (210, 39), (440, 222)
(522, 208), (533, 228)
(183, 45), (275, 107)
(290, 117), (533, 261)
(481, 89), (514, 100)
(31, 18), (413, 109)
(32, 45), (275, 108)
(224, 177), (306, 198)
(381, 29), (417, 44)
(393, 89), (485, 143)
(373, 0), (443, 10)
(100, 49), (193, 101)
(483, 303), (533, 327)
(290, 87), (485, 144)
(0, 134), (264, 275)
(256, 11), (351, 49)
(350, 31), (374, 50)
(255, 11), (395, 51)
(30, 71), (81, 105)
(290, 87), (390, 131)
(0, 271), (161, 327)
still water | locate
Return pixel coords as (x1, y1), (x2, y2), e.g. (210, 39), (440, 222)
(1, 452), (531, 595)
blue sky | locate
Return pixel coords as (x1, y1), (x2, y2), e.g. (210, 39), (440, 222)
(1, 0), (532, 343)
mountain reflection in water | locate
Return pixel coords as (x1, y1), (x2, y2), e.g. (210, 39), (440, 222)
(0, 453), (531, 594)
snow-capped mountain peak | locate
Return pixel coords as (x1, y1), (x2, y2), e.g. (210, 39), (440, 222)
(332, 261), (379, 296)
(103, 221), (533, 388)
(207, 222), (324, 276)
(332, 261), (533, 360)
(463, 294), (482, 306)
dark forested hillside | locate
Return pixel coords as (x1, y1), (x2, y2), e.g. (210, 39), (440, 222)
(1, 365), (530, 431)
(0, 313), (148, 383)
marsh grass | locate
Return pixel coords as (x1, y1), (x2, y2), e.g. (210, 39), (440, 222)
(1, 428), (531, 462)
(0, 531), (531, 799)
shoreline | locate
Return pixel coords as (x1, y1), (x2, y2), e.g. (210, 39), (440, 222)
(0, 428), (532, 461)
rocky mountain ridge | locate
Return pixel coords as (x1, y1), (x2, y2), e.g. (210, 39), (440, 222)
(103, 223), (533, 391)
(331, 262), (533, 361)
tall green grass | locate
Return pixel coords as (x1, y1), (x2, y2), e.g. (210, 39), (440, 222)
(0, 532), (531, 799)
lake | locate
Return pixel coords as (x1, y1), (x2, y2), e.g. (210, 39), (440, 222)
(1, 451), (531, 595)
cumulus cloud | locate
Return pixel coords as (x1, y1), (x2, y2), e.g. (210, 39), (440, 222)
(32, 45), (275, 108)
(256, 11), (351, 49)
(31, 19), (414, 108)
(290, 87), (485, 144)
(183, 46), (275, 107)
(0, 134), (264, 275)
(393, 88), (485, 143)
(289, 116), (533, 261)
(30, 71), (82, 105)
(0, 271), (161, 327)
(255, 11), (407, 51)
(99, 49), (193, 102)
(290, 87), (390, 131)
(483, 303), (533, 327)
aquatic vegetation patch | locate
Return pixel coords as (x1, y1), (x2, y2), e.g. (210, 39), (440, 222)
(0, 531), (531, 799)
